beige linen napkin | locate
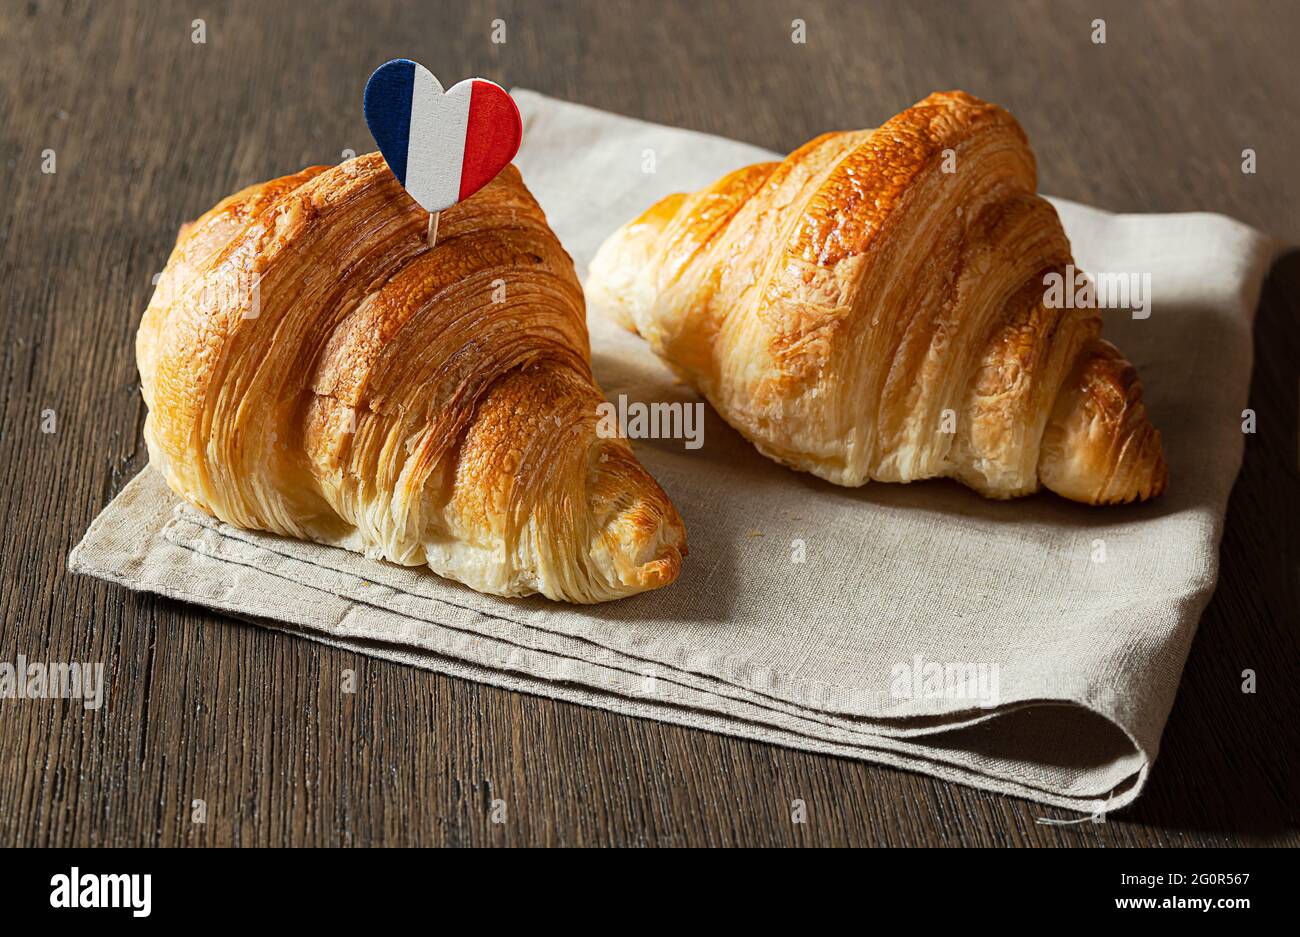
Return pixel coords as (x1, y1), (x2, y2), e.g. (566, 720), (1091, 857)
(69, 90), (1277, 812)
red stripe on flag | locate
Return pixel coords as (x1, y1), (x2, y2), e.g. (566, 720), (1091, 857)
(458, 81), (522, 202)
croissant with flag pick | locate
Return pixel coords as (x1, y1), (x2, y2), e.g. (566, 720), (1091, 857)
(364, 58), (523, 243)
(133, 59), (688, 602)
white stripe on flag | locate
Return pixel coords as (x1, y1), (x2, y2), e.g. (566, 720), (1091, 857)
(404, 67), (469, 213)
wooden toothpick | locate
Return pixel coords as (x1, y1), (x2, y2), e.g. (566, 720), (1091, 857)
(427, 210), (440, 248)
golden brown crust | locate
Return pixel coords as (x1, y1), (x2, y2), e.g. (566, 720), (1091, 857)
(588, 91), (1166, 506)
(138, 155), (686, 602)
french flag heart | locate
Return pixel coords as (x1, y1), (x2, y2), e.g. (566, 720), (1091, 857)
(363, 59), (522, 213)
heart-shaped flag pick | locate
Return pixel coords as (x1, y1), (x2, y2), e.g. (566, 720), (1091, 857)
(364, 59), (522, 214)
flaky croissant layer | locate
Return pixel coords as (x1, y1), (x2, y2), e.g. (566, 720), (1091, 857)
(588, 91), (1167, 505)
(138, 155), (685, 603)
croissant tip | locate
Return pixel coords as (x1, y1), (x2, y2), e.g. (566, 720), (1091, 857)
(1070, 441), (1168, 506)
(618, 511), (688, 594)
(624, 543), (687, 592)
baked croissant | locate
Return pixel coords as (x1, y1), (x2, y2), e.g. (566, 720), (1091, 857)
(588, 91), (1167, 504)
(137, 154), (686, 603)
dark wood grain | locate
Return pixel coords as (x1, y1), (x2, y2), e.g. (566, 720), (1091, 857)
(0, 0), (1295, 847)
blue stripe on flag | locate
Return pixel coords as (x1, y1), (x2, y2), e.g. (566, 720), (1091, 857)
(363, 59), (416, 185)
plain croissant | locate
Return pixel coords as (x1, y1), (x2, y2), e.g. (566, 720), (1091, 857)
(137, 154), (686, 603)
(588, 91), (1167, 505)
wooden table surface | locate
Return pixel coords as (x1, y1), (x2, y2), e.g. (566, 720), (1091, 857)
(1, 0), (1296, 847)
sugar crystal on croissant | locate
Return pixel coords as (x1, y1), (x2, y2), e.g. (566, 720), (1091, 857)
(588, 91), (1167, 505)
(137, 155), (686, 603)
